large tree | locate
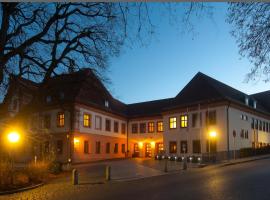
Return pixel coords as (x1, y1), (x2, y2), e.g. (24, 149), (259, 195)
(0, 2), (210, 90)
(228, 3), (270, 82)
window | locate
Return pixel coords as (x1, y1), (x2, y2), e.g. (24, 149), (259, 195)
(106, 143), (110, 154)
(206, 140), (217, 153)
(105, 100), (109, 108)
(251, 118), (255, 129)
(157, 121), (164, 132)
(105, 119), (111, 131)
(132, 124), (138, 134)
(148, 122), (155, 133)
(180, 115), (188, 128)
(240, 129), (244, 138)
(59, 92), (65, 100)
(57, 112), (65, 127)
(46, 96), (51, 103)
(192, 113), (198, 127)
(245, 130), (249, 139)
(121, 123), (126, 134)
(95, 116), (102, 130)
(206, 110), (216, 125)
(169, 141), (177, 154)
(83, 114), (91, 127)
(56, 140), (63, 154)
(180, 141), (188, 153)
(169, 117), (177, 129)
(259, 120), (262, 130)
(96, 141), (101, 154)
(121, 144), (125, 153)
(114, 121), (119, 133)
(84, 141), (89, 154)
(263, 122), (266, 132)
(114, 143), (118, 153)
(139, 123), (146, 133)
(44, 114), (51, 129)
(192, 140), (201, 154)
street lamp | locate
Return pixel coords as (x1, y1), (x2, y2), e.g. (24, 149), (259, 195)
(7, 131), (20, 144)
(209, 130), (217, 162)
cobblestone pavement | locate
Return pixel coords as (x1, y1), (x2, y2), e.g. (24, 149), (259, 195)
(2, 158), (270, 200)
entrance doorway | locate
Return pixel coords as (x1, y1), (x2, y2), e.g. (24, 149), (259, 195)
(145, 143), (152, 157)
(133, 143), (139, 157)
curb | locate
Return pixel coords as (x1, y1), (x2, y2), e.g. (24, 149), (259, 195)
(219, 155), (270, 168)
(0, 182), (44, 195)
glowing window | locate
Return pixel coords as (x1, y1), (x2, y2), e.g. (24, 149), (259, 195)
(57, 113), (65, 127)
(148, 122), (155, 133)
(169, 117), (177, 129)
(157, 121), (163, 132)
(83, 114), (91, 127)
(180, 115), (188, 128)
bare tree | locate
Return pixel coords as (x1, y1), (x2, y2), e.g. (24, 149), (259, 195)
(0, 2), (210, 90)
(227, 3), (270, 82)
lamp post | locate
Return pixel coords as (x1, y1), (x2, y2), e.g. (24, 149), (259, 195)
(6, 131), (21, 168)
(209, 131), (217, 162)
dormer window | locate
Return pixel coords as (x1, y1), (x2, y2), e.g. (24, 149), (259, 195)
(253, 100), (257, 109)
(105, 100), (109, 108)
(46, 96), (52, 103)
(59, 92), (65, 100)
(245, 97), (249, 106)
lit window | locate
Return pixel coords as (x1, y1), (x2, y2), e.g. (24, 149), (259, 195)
(180, 115), (188, 128)
(83, 114), (91, 127)
(169, 141), (177, 153)
(148, 122), (155, 133)
(169, 117), (177, 129)
(157, 121), (163, 132)
(57, 113), (65, 127)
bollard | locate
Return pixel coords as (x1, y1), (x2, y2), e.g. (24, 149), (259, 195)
(72, 169), (79, 185)
(164, 159), (168, 172)
(182, 157), (187, 170)
(106, 165), (111, 181)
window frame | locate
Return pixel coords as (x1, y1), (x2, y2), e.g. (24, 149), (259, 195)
(148, 122), (155, 133)
(95, 116), (102, 130)
(57, 112), (65, 127)
(169, 117), (177, 129)
(157, 121), (164, 132)
(83, 113), (91, 128)
(180, 115), (188, 128)
(84, 140), (89, 154)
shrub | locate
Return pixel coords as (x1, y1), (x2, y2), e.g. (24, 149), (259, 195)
(26, 161), (49, 182)
(0, 158), (14, 189)
(48, 161), (62, 174)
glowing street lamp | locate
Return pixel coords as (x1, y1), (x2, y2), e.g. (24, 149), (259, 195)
(7, 131), (20, 144)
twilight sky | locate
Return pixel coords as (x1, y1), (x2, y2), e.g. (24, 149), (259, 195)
(106, 3), (269, 104)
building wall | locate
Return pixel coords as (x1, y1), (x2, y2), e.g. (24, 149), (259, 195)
(228, 106), (270, 151)
(163, 106), (228, 157)
(128, 118), (163, 158)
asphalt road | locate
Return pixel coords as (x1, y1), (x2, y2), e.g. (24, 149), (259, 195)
(3, 158), (270, 200)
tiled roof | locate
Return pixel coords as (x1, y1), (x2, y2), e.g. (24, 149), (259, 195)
(3, 70), (270, 118)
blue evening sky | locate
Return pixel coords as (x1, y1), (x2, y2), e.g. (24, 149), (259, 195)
(107, 3), (269, 104)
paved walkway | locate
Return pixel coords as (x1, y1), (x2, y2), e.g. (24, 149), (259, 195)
(74, 158), (168, 183)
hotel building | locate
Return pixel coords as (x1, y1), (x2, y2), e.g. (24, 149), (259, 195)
(1, 69), (270, 163)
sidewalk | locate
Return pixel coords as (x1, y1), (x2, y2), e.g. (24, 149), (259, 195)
(217, 154), (270, 167)
(73, 159), (167, 183)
